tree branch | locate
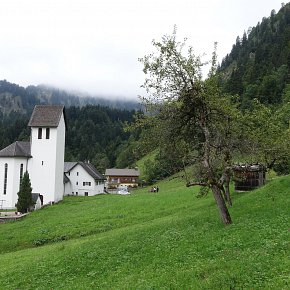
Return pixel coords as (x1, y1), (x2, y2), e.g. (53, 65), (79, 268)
(186, 181), (207, 187)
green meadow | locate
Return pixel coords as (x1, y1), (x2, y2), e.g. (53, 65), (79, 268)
(0, 175), (289, 289)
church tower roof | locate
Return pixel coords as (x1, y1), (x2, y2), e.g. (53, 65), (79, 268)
(28, 105), (66, 128)
(0, 141), (31, 157)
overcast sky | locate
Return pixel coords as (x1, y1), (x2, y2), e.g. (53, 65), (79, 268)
(0, 0), (283, 99)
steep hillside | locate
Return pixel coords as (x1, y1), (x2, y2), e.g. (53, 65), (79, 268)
(219, 3), (290, 108)
(0, 175), (289, 289)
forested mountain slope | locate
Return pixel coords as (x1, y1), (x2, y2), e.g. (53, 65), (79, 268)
(219, 3), (290, 108)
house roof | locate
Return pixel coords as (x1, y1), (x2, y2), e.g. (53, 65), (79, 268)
(0, 141), (31, 157)
(80, 162), (104, 180)
(232, 164), (266, 172)
(31, 193), (41, 202)
(105, 168), (140, 177)
(64, 162), (77, 173)
(63, 173), (70, 184)
(64, 161), (105, 180)
(28, 105), (66, 128)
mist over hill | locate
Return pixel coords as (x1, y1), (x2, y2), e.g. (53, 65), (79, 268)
(0, 79), (141, 116)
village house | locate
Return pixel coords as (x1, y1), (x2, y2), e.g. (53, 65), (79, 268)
(0, 105), (66, 209)
(64, 161), (105, 196)
(105, 168), (140, 189)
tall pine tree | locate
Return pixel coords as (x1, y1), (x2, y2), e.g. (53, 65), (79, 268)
(16, 171), (34, 213)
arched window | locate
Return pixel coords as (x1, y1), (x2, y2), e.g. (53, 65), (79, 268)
(19, 163), (24, 188)
(4, 163), (8, 195)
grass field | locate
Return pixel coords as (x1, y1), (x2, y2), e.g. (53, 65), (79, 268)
(0, 175), (289, 289)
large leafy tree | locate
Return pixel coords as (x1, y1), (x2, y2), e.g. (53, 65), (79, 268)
(241, 98), (290, 173)
(138, 30), (246, 225)
(16, 171), (34, 213)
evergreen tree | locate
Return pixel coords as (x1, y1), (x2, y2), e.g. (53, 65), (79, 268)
(16, 171), (34, 213)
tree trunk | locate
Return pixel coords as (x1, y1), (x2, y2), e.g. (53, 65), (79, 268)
(211, 184), (232, 225)
(199, 114), (232, 224)
(224, 178), (232, 206)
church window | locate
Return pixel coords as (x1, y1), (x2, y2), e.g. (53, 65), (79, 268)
(83, 182), (91, 186)
(19, 164), (24, 188)
(46, 128), (50, 139)
(4, 163), (8, 195)
(38, 128), (42, 139)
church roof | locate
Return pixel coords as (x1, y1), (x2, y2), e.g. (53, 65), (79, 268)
(28, 105), (65, 128)
(64, 161), (105, 180)
(0, 141), (31, 157)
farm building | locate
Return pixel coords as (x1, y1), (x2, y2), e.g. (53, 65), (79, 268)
(105, 168), (140, 189)
(233, 164), (266, 191)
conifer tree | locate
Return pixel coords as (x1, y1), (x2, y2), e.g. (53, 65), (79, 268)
(16, 171), (34, 213)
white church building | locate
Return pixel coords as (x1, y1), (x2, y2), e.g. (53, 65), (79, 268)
(0, 105), (66, 209)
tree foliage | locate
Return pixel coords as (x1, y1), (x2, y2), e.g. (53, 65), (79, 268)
(240, 98), (290, 173)
(138, 30), (245, 224)
(16, 171), (34, 213)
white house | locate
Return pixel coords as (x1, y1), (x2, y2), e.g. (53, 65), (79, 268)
(0, 105), (66, 209)
(64, 162), (105, 196)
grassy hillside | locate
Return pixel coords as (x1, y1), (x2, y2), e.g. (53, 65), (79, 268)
(135, 150), (158, 180)
(0, 175), (289, 289)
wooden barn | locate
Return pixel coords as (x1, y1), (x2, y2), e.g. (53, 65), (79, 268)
(233, 164), (266, 191)
(105, 168), (140, 189)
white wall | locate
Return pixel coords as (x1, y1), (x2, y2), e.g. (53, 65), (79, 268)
(0, 157), (29, 209)
(29, 113), (66, 205)
(55, 114), (66, 201)
(64, 164), (104, 196)
(33, 197), (42, 210)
